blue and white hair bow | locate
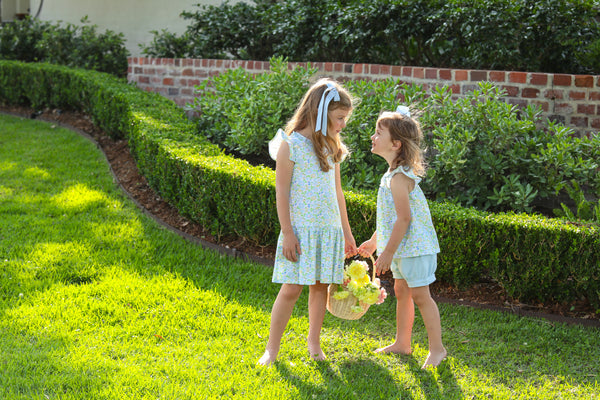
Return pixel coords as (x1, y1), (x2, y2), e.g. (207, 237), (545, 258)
(395, 105), (411, 117)
(315, 83), (340, 136)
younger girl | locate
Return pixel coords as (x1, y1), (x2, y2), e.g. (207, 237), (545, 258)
(358, 106), (447, 369)
(258, 78), (357, 366)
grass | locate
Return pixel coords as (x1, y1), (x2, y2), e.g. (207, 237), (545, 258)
(0, 112), (599, 399)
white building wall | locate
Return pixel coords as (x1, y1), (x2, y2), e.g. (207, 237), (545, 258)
(27, 0), (226, 56)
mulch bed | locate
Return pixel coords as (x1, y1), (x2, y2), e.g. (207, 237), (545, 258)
(2, 105), (598, 328)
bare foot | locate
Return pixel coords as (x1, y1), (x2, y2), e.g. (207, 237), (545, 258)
(374, 343), (412, 355)
(257, 350), (277, 366)
(421, 348), (447, 369)
(307, 343), (327, 361)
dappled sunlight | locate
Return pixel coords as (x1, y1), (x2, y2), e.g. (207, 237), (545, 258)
(0, 160), (16, 172)
(0, 185), (14, 198)
(52, 183), (111, 211)
(132, 111), (174, 131)
(23, 166), (51, 180)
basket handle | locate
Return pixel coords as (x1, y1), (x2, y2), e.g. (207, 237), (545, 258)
(346, 253), (377, 281)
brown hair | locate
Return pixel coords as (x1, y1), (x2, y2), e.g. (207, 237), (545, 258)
(376, 111), (426, 176)
(285, 78), (353, 171)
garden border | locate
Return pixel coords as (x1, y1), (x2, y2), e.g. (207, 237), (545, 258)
(1, 60), (599, 312)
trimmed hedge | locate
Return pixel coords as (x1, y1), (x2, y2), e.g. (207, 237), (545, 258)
(0, 60), (598, 311)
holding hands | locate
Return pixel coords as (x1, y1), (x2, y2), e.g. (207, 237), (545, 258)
(358, 237), (391, 276)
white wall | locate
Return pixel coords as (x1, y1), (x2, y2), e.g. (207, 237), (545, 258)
(28, 0), (226, 56)
(1, 0), (30, 21)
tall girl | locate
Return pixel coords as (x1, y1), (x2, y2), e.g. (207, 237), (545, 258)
(258, 79), (357, 366)
(358, 106), (447, 368)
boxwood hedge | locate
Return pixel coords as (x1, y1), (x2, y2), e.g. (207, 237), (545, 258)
(1, 60), (598, 311)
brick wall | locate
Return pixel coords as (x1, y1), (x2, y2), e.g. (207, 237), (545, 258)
(127, 57), (600, 137)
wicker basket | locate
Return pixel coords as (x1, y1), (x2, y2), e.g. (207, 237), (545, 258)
(326, 255), (376, 320)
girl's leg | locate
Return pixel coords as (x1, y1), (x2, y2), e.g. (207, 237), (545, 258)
(411, 285), (447, 368)
(375, 279), (414, 354)
(307, 281), (328, 360)
(258, 283), (304, 366)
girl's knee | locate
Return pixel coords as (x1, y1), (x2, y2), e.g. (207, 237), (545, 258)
(394, 279), (410, 298)
(411, 286), (433, 306)
(280, 284), (303, 301)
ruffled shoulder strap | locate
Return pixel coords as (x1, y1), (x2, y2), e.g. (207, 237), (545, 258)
(390, 166), (421, 185)
(268, 129), (288, 161)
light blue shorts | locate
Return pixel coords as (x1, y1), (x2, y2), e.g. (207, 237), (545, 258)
(390, 254), (437, 288)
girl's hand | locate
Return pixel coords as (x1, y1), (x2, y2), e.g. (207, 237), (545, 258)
(282, 232), (301, 262)
(344, 232), (357, 257)
(374, 250), (393, 276)
(357, 238), (377, 258)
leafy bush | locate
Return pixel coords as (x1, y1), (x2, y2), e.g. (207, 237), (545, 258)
(141, 0), (600, 74)
(191, 62), (600, 217)
(0, 16), (128, 76)
(193, 57), (316, 159)
(1, 60), (599, 310)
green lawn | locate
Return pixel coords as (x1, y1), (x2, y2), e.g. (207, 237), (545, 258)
(0, 113), (598, 399)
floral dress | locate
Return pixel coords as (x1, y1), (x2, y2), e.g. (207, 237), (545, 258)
(269, 130), (345, 285)
(376, 166), (440, 258)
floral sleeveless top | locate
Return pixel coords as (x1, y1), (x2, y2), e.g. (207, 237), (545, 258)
(376, 166), (440, 258)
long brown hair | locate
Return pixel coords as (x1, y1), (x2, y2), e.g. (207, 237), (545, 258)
(285, 78), (353, 171)
(377, 111), (426, 176)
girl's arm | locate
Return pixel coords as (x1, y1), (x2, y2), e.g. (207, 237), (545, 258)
(335, 163), (357, 256)
(358, 231), (377, 257)
(375, 173), (413, 274)
(276, 141), (301, 262)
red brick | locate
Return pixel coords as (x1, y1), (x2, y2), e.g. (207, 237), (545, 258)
(591, 118), (600, 129)
(553, 74), (572, 86)
(575, 75), (593, 88)
(508, 71), (527, 83)
(470, 70), (487, 81)
(182, 68), (194, 77)
(439, 69), (452, 80)
(544, 89), (564, 100)
(530, 73), (548, 85)
(522, 88), (540, 98)
(570, 116), (588, 127)
(163, 78), (174, 86)
(425, 68), (438, 79)
(501, 85), (520, 97)
(379, 64), (390, 74)
(413, 67), (424, 79)
(455, 70), (468, 81)
(139, 76), (150, 84)
(391, 65), (402, 76)
(449, 84), (461, 94)
(532, 100), (549, 112)
(183, 59), (194, 66)
(489, 71), (505, 82)
(402, 67), (412, 77)
(555, 103), (574, 114)
(578, 104), (595, 114)
(371, 64), (380, 74)
(569, 91), (586, 100)
(353, 64), (363, 74)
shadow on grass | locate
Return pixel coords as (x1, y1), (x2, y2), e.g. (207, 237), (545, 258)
(275, 356), (464, 399)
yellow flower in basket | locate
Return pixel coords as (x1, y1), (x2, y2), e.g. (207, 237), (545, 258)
(327, 259), (387, 320)
(346, 260), (368, 279)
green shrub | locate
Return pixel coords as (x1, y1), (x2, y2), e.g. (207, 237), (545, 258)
(141, 0), (600, 74)
(0, 16), (128, 76)
(194, 57), (316, 159)
(191, 63), (600, 217)
(1, 60), (599, 311)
